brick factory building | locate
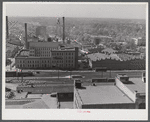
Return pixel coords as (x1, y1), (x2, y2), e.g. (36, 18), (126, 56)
(51, 47), (78, 69)
(15, 41), (78, 69)
(29, 41), (60, 57)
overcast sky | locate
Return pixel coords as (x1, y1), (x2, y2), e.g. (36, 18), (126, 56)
(5, 2), (147, 19)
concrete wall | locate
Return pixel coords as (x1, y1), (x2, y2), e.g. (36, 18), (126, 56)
(82, 103), (135, 109)
(74, 88), (83, 109)
(115, 78), (136, 102)
(57, 92), (73, 102)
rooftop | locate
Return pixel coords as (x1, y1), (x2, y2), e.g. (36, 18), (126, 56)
(60, 102), (73, 109)
(87, 53), (121, 61)
(22, 99), (49, 109)
(76, 85), (134, 105)
(125, 78), (145, 93)
(29, 42), (60, 47)
(6, 83), (19, 91)
(102, 48), (117, 54)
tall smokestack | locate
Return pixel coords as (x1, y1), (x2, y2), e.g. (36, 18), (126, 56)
(25, 23), (28, 49)
(62, 17), (65, 44)
(6, 16), (9, 39)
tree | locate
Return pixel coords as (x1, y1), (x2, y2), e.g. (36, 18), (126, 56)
(94, 37), (102, 45)
(126, 40), (137, 51)
(6, 59), (12, 66)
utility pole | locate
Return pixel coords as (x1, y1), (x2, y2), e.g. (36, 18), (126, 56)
(6, 16), (9, 39)
(62, 17), (65, 44)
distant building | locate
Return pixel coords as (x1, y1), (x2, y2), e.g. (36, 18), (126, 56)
(36, 26), (47, 41)
(101, 48), (118, 55)
(87, 52), (145, 70)
(74, 76), (145, 109)
(132, 37), (146, 46)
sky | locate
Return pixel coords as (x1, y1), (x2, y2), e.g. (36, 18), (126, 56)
(5, 2), (147, 19)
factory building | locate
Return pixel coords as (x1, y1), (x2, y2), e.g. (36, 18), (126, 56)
(29, 41), (60, 57)
(15, 57), (52, 69)
(74, 74), (145, 109)
(15, 41), (78, 69)
(51, 47), (78, 69)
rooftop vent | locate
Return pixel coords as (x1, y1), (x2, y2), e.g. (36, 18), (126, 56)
(74, 79), (82, 88)
(117, 74), (129, 83)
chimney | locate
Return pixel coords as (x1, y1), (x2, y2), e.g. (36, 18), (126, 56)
(75, 47), (78, 69)
(6, 16), (9, 39)
(62, 17), (65, 44)
(25, 23), (28, 49)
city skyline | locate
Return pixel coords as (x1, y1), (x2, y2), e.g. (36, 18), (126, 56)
(5, 2), (147, 19)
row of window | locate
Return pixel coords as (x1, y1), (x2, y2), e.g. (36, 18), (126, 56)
(18, 64), (51, 68)
(52, 52), (74, 56)
(19, 59), (74, 64)
(19, 60), (51, 63)
(55, 64), (74, 67)
(18, 64), (74, 68)
(35, 47), (58, 50)
(52, 60), (74, 63)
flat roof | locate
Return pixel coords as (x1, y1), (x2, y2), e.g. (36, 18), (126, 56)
(6, 83), (19, 91)
(22, 99), (49, 109)
(76, 85), (134, 105)
(27, 94), (43, 98)
(60, 102), (73, 109)
(29, 42), (60, 47)
(125, 78), (145, 93)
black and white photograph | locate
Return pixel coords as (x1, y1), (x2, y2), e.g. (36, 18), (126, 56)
(2, 2), (148, 120)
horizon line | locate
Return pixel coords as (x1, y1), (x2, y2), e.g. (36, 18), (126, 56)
(6, 16), (146, 20)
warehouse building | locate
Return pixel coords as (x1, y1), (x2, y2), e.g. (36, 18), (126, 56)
(87, 52), (145, 70)
(74, 75), (145, 109)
